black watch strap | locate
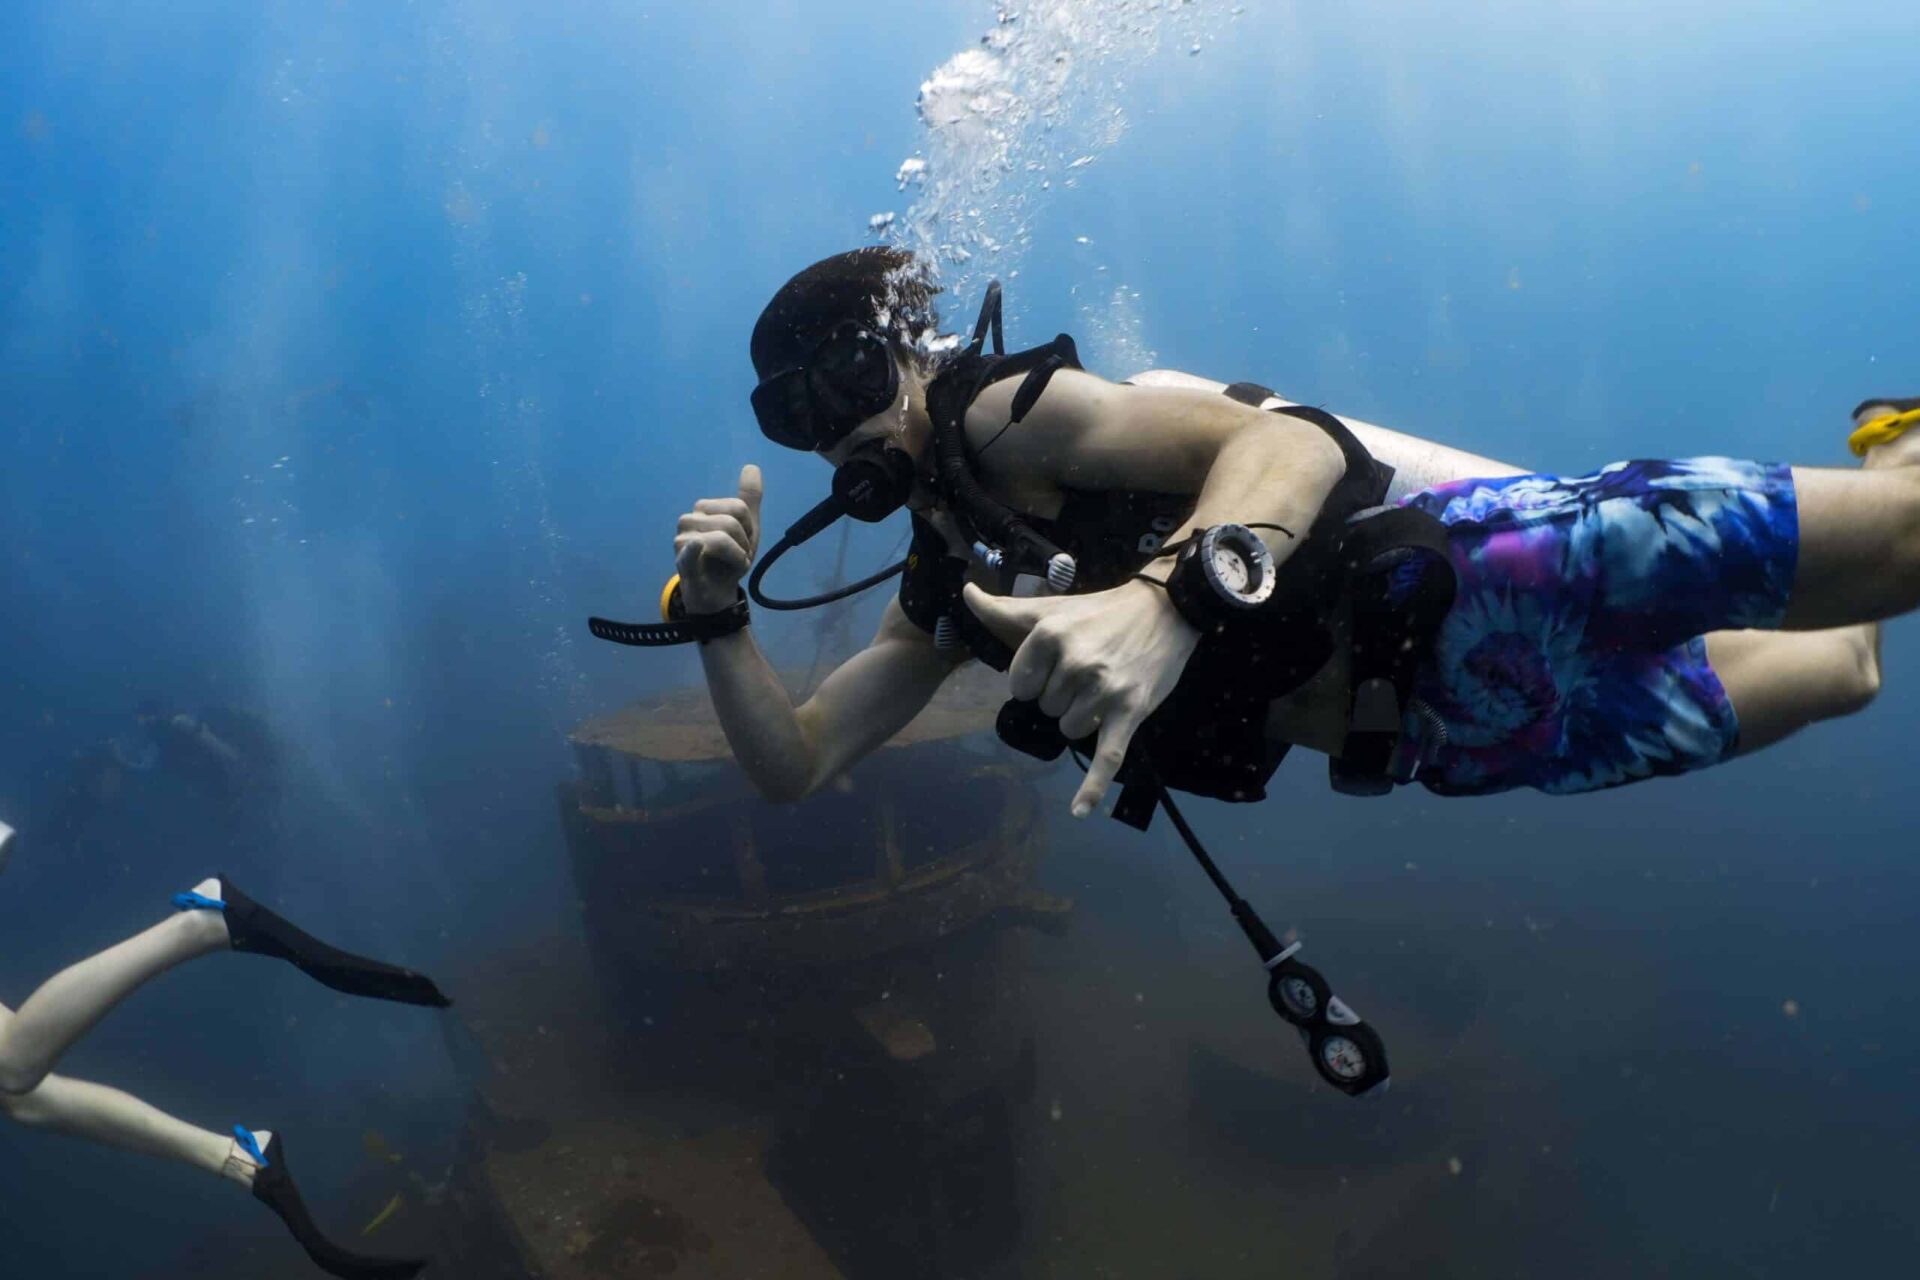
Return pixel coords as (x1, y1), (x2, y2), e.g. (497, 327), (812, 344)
(1162, 536), (1221, 632)
(685, 594), (752, 644)
(588, 592), (750, 648)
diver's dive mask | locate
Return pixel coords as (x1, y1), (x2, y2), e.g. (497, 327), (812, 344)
(594, 277), (1075, 642)
(750, 320), (901, 453)
(742, 318), (918, 609)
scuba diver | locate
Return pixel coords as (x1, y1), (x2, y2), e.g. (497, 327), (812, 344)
(640, 245), (1907, 813)
(0, 813), (450, 1279)
(32, 698), (277, 860)
(594, 246), (1912, 1095)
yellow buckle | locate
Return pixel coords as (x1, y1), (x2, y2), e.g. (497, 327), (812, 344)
(1849, 407), (1920, 458)
(659, 573), (683, 622)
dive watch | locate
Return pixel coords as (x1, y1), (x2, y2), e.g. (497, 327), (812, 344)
(1162, 523), (1277, 632)
(587, 575), (750, 647)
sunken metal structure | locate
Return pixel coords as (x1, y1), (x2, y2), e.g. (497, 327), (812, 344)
(561, 664), (1054, 976)
(452, 664), (1064, 1279)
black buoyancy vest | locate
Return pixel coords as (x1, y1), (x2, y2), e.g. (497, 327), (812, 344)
(898, 355), (1457, 807)
(898, 320), (1086, 668)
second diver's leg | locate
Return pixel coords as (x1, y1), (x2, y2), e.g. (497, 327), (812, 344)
(0, 872), (449, 1099)
(0, 1076), (429, 1279)
(0, 1070), (244, 1179)
(0, 894), (229, 1095)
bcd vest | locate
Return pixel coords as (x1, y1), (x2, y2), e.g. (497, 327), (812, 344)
(899, 346), (1457, 816)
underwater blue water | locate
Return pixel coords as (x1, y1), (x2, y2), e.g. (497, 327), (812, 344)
(2, 1), (1918, 1275)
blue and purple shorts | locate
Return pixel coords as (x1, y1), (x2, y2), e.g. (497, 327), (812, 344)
(1390, 458), (1799, 796)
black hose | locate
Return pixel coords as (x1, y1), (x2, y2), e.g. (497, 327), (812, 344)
(747, 534), (906, 611)
(932, 371), (1076, 577)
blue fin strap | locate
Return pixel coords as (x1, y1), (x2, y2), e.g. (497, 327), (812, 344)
(232, 1125), (270, 1168)
(171, 890), (226, 913)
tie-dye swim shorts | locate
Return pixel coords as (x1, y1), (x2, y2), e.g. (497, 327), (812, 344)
(1389, 457), (1799, 796)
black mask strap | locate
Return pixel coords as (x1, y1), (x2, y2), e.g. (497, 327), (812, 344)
(968, 282), (1005, 357)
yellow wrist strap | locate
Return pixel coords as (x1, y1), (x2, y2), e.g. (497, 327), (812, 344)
(1849, 407), (1920, 458)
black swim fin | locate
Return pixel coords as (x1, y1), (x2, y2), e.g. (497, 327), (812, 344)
(218, 876), (452, 1009)
(251, 1133), (430, 1280)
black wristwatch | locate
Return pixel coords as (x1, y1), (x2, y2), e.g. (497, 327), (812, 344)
(587, 576), (750, 648)
(1162, 524), (1278, 632)
(677, 593), (752, 645)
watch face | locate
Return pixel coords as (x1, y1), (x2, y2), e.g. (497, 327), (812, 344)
(1200, 524), (1275, 607)
(1211, 544), (1252, 594)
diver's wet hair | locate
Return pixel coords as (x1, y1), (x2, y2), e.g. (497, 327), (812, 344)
(750, 247), (941, 379)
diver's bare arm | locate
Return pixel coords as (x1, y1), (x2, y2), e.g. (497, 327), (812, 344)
(1143, 401), (1346, 575)
(700, 599), (960, 802)
(1125, 370), (1527, 494)
(970, 370), (1346, 570)
(960, 373), (1344, 817)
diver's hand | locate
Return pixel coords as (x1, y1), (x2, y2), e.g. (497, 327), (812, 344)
(674, 465), (764, 614)
(963, 580), (1200, 818)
